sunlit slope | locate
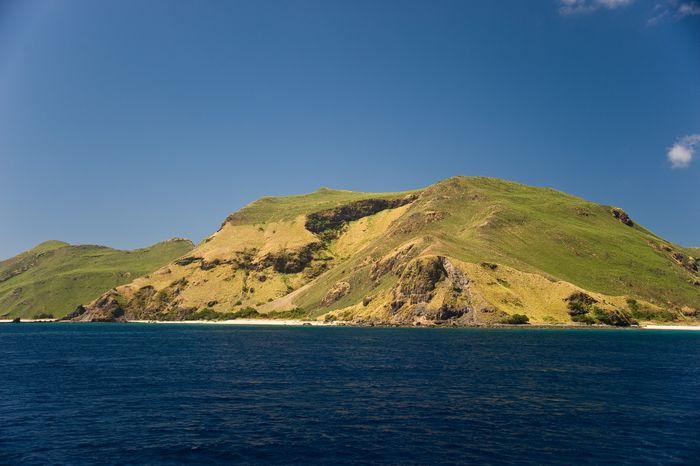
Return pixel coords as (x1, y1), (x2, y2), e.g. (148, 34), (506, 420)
(77, 177), (698, 324)
(0, 239), (193, 318)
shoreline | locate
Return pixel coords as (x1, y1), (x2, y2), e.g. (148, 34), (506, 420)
(1, 319), (699, 329)
(640, 325), (700, 331)
(128, 318), (331, 326)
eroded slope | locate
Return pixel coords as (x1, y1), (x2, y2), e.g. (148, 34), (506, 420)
(75, 177), (699, 325)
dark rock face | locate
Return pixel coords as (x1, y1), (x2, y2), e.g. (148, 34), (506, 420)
(611, 208), (633, 226)
(389, 256), (469, 318)
(391, 256), (446, 311)
(83, 290), (126, 322)
(63, 305), (88, 320)
(383, 256), (503, 325)
(67, 291), (125, 322)
(433, 304), (467, 321)
(305, 195), (417, 235)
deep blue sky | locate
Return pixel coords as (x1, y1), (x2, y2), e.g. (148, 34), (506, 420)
(1, 0), (698, 259)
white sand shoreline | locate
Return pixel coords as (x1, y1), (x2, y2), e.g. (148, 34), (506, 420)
(641, 325), (700, 331)
(127, 319), (332, 326)
(1, 319), (699, 329)
(0, 318), (332, 325)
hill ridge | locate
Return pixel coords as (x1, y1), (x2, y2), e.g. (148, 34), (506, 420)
(74, 176), (698, 325)
(0, 238), (194, 318)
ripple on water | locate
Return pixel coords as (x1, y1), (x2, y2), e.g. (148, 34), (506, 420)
(1, 325), (699, 465)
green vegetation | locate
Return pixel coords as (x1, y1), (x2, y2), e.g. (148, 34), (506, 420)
(565, 292), (598, 316)
(232, 307), (260, 318)
(501, 314), (530, 325)
(564, 292), (635, 326)
(268, 307), (308, 319)
(626, 298), (676, 322)
(194, 306), (260, 320)
(71, 176), (700, 325)
(223, 187), (416, 226)
(0, 239), (193, 319)
(194, 308), (221, 320)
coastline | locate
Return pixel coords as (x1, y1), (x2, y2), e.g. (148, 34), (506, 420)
(127, 319), (331, 326)
(1, 318), (699, 329)
(641, 325), (700, 331)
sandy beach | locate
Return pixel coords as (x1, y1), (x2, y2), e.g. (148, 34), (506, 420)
(0, 318), (332, 325)
(642, 325), (700, 331)
(127, 319), (332, 326)
(2, 319), (698, 329)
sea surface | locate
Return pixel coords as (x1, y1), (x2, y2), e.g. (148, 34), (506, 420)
(1, 324), (699, 465)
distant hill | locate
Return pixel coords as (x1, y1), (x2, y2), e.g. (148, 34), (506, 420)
(0, 239), (193, 319)
(74, 176), (698, 325)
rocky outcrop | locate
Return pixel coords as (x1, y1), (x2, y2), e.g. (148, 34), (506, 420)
(321, 281), (351, 306)
(370, 242), (419, 281)
(74, 277), (198, 322)
(390, 256), (446, 310)
(305, 195), (417, 235)
(382, 256), (505, 324)
(74, 290), (126, 322)
(441, 257), (470, 292)
(63, 305), (87, 320)
(388, 257), (465, 321)
(671, 252), (698, 273)
(611, 208), (633, 226)
(648, 241), (698, 274)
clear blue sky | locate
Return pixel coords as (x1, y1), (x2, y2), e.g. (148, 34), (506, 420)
(1, 0), (698, 259)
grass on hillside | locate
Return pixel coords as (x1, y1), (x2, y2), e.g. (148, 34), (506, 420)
(73, 176), (698, 324)
(0, 239), (193, 318)
(288, 177), (699, 315)
(223, 187), (417, 226)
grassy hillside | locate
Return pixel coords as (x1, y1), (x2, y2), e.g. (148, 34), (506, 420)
(0, 239), (193, 318)
(76, 177), (699, 325)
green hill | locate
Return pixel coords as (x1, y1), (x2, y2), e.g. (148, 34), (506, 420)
(0, 238), (194, 319)
(74, 177), (699, 325)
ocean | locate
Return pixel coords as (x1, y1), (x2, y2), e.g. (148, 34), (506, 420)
(1, 324), (698, 465)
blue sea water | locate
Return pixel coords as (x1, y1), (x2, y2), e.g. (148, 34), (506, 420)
(1, 324), (699, 465)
